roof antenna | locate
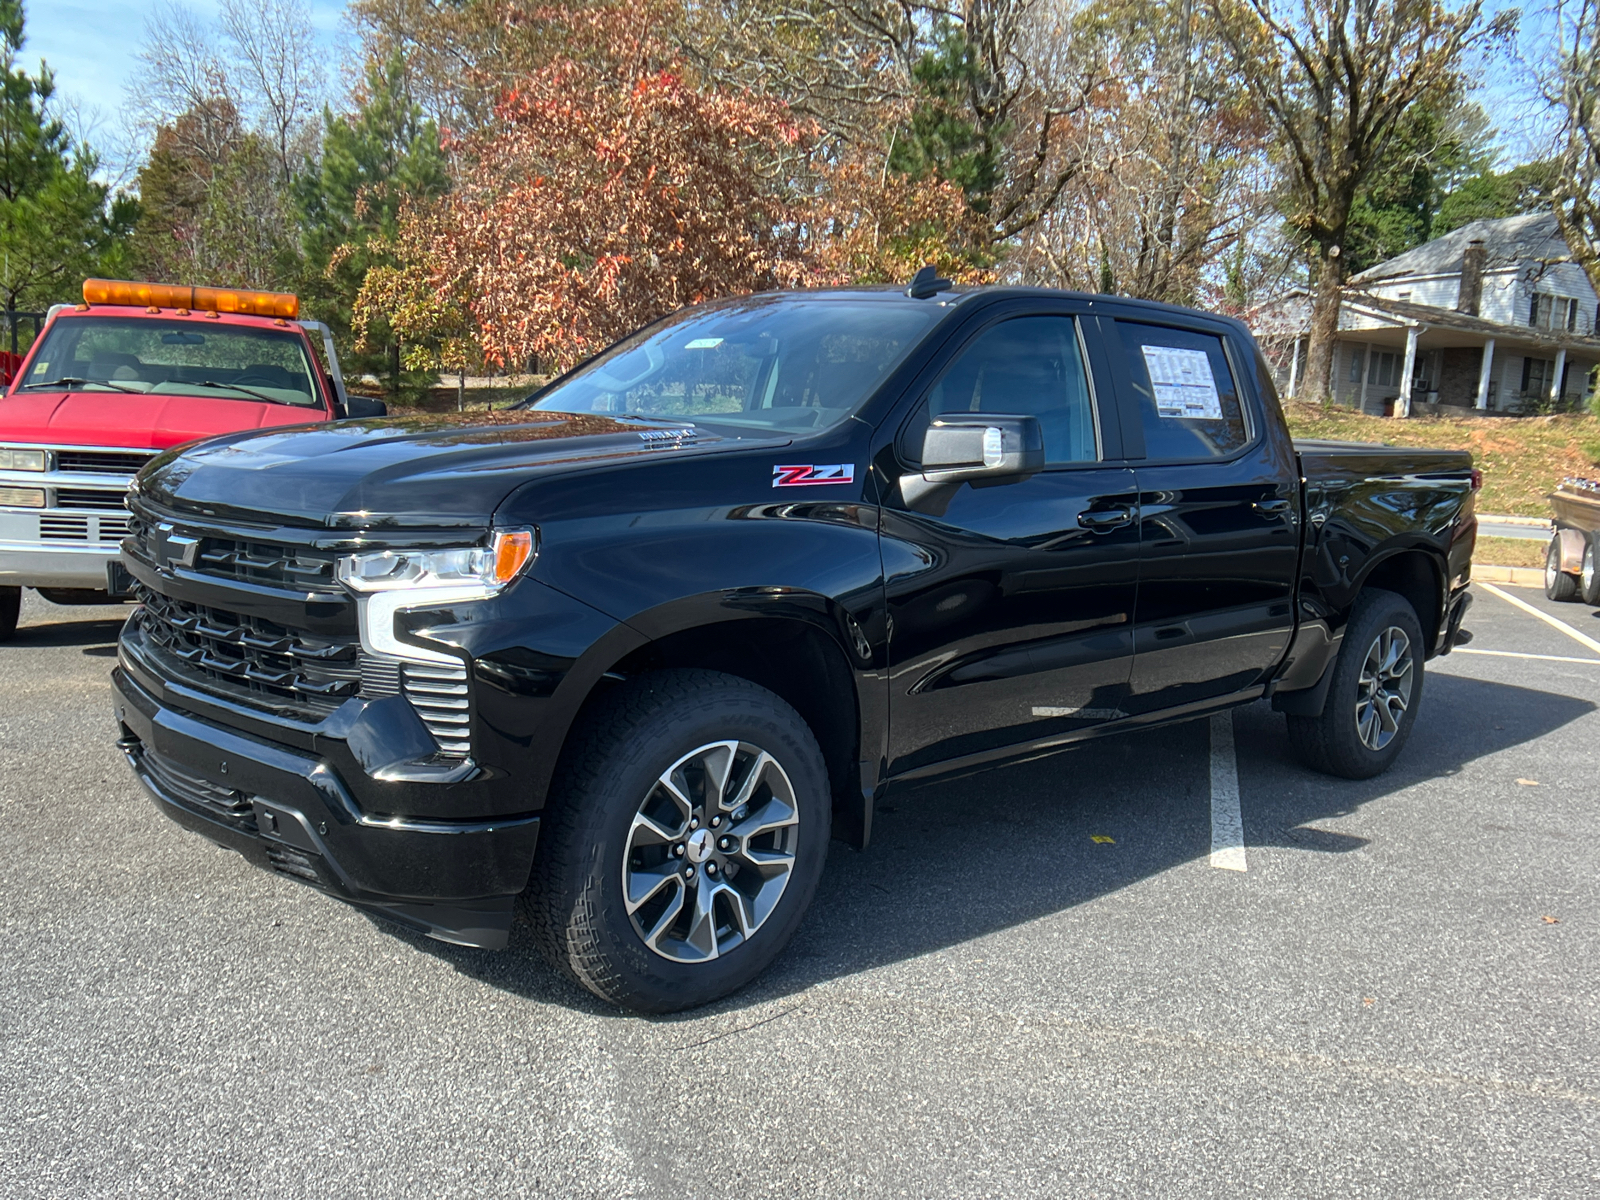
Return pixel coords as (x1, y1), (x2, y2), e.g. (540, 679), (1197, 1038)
(906, 264), (953, 299)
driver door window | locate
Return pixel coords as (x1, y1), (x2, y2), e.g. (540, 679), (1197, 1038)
(909, 315), (1098, 466)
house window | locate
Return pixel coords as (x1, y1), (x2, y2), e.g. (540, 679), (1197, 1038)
(1531, 293), (1581, 332)
(1523, 357), (1554, 397)
(1348, 349), (1363, 382)
(1371, 351), (1399, 387)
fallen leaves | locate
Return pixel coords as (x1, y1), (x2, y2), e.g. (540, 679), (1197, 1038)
(1542, 915), (1561, 924)
(1090, 834), (1115, 844)
(1516, 779), (1540, 786)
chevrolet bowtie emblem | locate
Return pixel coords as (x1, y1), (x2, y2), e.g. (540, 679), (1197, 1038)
(153, 523), (200, 571)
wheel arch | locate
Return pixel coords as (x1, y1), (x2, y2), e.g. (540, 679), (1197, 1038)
(556, 593), (877, 847)
(1355, 546), (1447, 657)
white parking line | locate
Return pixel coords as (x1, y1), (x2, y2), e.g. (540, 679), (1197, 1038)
(1454, 648), (1600, 665)
(1209, 710), (1246, 872)
(1477, 582), (1600, 655)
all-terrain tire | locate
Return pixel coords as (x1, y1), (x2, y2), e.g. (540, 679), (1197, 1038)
(1546, 535), (1579, 602)
(524, 669), (831, 1013)
(0, 586), (19, 641)
(1286, 587), (1425, 780)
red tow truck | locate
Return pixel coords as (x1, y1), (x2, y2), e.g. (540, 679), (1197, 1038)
(0, 279), (384, 638)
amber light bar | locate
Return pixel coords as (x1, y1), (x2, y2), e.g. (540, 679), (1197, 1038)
(82, 278), (299, 319)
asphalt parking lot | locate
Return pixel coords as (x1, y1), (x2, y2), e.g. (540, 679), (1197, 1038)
(3, 584), (1598, 1199)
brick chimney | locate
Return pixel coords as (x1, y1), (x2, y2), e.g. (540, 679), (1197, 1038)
(1457, 239), (1486, 315)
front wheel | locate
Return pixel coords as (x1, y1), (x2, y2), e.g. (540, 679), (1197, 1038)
(0, 586), (18, 641)
(525, 669), (830, 1012)
(1286, 587), (1424, 780)
(1546, 535), (1579, 602)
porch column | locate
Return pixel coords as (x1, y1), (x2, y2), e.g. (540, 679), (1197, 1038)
(1476, 339), (1495, 410)
(1287, 337), (1302, 398)
(1396, 325), (1419, 418)
(1551, 347), (1568, 408)
(1359, 342), (1373, 411)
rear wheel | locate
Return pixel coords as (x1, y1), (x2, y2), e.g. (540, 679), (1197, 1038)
(525, 669), (830, 1012)
(0, 586), (17, 641)
(1286, 587), (1424, 780)
(1546, 535), (1579, 602)
(1582, 538), (1600, 607)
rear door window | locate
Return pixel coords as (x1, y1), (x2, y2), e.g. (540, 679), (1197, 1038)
(1114, 322), (1249, 461)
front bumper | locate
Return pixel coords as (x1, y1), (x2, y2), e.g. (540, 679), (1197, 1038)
(0, 540), (121, 588)
(111, 665), (540, 948)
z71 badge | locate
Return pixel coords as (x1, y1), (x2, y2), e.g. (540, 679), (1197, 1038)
(772, 464), (855, 488)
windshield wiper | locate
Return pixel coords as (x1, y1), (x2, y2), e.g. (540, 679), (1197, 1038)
(196, 379), (283, 405)
(19, 376), (142, 394)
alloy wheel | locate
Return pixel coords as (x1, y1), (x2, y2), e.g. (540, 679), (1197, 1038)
(1354, 626), (1414, 751)
(1547, 540), (1562, 591)
(622, 740), (799, 963)
(1584, 544), (1596, 596)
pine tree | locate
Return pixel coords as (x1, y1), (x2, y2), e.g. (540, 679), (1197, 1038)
(0, 0), (123, 315)
(297, 52), (448, 383)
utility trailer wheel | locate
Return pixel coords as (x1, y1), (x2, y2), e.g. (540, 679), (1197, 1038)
(0, 586), (17, 641)
(1286, 587), (1424, 780)
(1546, 535), (1579, 602)
(1582, 537), (1600, 607)
(524, 669), (831, 1013)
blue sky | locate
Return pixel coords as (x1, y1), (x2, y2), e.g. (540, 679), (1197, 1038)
(26, 0), (349, 163)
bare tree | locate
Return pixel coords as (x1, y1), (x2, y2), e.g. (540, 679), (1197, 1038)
(129, 1), (237, 171)
(219, 0), (325, 182)
(1212, 0), (1512, 401)
(1548, 0), (1600, 297)
(1010, 0), (1278, 304)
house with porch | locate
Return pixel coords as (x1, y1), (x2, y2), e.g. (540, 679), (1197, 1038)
(1268, 213), (1600, 415)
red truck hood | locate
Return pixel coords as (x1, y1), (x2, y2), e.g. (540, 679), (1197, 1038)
(0, 390), (326, 450)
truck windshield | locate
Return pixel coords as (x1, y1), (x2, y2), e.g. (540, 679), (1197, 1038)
(16, 316), (324, 409)
(527, 296), (940, 433)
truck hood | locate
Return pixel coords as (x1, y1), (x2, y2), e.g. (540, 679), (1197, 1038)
(0, 390), (326, 450)
(136, 410), (774, 528)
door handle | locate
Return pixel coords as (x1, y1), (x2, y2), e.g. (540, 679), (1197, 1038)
(1254, 498), (1291, 517)
(1078, 507), (1133, 532)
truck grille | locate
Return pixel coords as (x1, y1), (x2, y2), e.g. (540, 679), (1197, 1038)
(38, 512), (129, 543)
(136, 587), (361, 710)
(55, 487), (128, 510)
(56, 450), (155, 474)
(125, 514), (343, 592)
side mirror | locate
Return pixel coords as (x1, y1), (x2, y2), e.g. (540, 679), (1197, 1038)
(343, 394), (388, 419)
(901, 414), (1044, 511)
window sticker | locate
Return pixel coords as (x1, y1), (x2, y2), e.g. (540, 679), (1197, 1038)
(683, 337), (724, 350)
(32, 360), (47, 374)
(1141, 345), (1222, 420)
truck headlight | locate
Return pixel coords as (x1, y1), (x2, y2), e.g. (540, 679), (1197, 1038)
(336, 529), (536, 664)
(0, 447), (47, 471)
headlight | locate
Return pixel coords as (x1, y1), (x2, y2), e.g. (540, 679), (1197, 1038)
(336, 529), (537, 665)
(337, 530), (536, 594)
(0, 447), (47, 471)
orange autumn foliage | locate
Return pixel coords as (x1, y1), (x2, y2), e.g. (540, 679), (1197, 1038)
(358, 3), (982, 372)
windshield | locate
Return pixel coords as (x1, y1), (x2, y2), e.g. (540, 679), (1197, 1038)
(527, 297), (941, 433)
(17, 316), (324, 408)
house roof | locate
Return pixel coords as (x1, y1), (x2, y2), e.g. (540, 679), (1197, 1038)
(1351, 212), (1569, 284)
(1344, 290), (1600, 352)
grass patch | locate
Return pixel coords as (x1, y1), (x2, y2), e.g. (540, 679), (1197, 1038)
(1283, 401), (1600, 517)
(1473, 535), (1546, 569)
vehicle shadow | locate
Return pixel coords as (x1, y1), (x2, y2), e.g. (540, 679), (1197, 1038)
(387, 672), (1593, 1018)
(2, 616), (127, 650)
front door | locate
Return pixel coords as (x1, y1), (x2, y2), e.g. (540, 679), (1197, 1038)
(878, 311), (1141, 778)
(1097, 316), (1299, 714)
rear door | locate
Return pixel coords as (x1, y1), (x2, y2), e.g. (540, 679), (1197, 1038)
(877, 304), (1141, 778)
(1093, 315), (1299, 714)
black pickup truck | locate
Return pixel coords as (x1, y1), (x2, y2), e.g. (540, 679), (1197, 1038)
(111, 282), (1477, 1011)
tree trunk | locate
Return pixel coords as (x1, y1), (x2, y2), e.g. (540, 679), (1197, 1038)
(1302, 248), (1346, 405)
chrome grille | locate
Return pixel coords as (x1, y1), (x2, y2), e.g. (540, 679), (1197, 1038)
(135, 587), (360, 711)
(99, 515), (131, 543)
(404, 662), (471, 756)
(56, 450), (155, 474)
(55, 487), (128, 511)
(40, 515), (89, 541)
